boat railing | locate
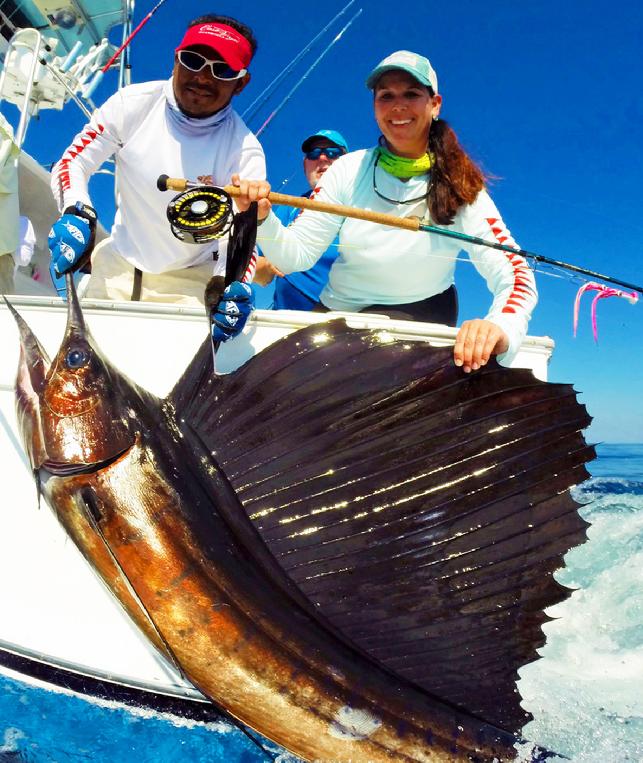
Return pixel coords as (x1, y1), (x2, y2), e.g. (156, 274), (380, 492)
(0, 26), (114, 147)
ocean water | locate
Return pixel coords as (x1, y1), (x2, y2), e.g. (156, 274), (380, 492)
(1, 444), (641, 762)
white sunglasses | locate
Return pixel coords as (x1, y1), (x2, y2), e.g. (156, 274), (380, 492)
(177, 50), (247, 81)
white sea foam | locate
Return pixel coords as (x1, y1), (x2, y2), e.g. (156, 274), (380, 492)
(519, 464), (643, 761)
(0, 727), (25, 753)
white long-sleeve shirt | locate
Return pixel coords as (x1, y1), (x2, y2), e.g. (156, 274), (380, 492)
(51, 79), (266, 275)
(0, 114), (19, 256)
(259, 148), (537, 361)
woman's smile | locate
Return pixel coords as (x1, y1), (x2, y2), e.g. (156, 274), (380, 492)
(373, 70), (441, 158)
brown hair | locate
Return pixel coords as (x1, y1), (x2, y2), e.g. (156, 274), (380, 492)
(427, 118), (485, 225)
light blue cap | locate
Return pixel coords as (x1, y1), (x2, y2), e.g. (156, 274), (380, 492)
(301, 129), (349, 153)
(366, 50), (438, 93)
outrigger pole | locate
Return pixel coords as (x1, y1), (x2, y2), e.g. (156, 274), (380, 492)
(84, 0), (171, 98)
(158, 175), (643, 296)
(241, 0), (357, 125)
(255, 8), (363, 137)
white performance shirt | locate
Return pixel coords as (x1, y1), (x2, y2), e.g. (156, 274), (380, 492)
(259, 148), (538, 361)
(0, 114), (19, 257)
(51, 80), (266, 275)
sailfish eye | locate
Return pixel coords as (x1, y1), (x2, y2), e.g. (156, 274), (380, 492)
(65, 348), (90, 369)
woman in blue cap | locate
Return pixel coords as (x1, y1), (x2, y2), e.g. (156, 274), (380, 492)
(233, 51), (537, 373)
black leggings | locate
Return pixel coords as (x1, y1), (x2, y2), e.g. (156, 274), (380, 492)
(314, 285), (458, 326)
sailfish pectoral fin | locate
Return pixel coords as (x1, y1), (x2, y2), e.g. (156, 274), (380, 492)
(167, 319), (595, 735)
(75, 486), (286, 763)
(75, 487), (187, 677)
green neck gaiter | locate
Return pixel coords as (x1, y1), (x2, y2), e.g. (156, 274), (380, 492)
(376, 143), (434, 178)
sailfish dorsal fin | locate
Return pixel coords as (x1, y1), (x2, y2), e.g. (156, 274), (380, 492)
(168, 319), (594, 733)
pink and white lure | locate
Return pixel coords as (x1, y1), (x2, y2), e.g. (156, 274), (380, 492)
(573, 281), (638, 342)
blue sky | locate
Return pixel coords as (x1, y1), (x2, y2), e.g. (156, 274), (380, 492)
(13, 0), (643, 442)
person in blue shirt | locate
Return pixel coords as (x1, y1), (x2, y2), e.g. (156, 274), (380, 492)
(253, 129), (348, 310)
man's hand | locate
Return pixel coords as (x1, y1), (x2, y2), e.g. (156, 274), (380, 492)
(48, 203), (97, 276)
(254, 257), (284, 286)
(453, 319), (509, 373)
(230, 174), (272, 220)
(211, 281), (254, 344)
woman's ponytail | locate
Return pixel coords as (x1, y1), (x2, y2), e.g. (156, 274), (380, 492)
(427, 119), (485, 224)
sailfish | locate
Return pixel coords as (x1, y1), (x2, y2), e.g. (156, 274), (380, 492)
(6, 215), (594, 761)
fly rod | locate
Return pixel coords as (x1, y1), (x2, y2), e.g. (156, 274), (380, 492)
(157, 175), (643, 295)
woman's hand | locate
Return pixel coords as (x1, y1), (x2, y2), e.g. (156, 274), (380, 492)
(453, 319), (509, 373)
(254, 257), (284, 286)
(230, 174), (272, 220)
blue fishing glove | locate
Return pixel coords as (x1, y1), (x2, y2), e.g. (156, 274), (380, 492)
(48, 202), (97, 276)
(211, 281), (254, 344)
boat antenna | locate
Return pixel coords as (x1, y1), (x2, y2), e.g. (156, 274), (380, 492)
(241, 0), (356, 125)
(255, 7), (363, 138)
(83, 0), (171, 98)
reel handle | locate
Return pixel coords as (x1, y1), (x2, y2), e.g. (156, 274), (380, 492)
(157, 174), (191, 193)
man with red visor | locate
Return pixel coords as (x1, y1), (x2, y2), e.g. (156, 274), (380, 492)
(48, 15), (264, 341)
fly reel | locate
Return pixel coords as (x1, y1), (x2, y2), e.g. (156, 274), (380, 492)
(166, 186), (233, 244)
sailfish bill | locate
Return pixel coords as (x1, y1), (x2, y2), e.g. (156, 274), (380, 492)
(7, 268), (594, 761)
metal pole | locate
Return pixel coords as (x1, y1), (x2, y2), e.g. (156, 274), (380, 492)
(40, 57), (94, 118)
(118, 0), (134, 89)
(84, 0), (169, 97)
(102, 0), (168, 74)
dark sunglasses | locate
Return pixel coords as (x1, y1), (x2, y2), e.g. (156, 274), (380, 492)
(304, 146), (345, 160)
(177, 50), (246, 81)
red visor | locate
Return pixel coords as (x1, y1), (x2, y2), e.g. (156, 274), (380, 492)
(176, 23), (252, 71)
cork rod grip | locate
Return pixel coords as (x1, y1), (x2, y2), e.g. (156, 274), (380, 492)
(223, 185), (421, 232)
(156, 176), (421, 232)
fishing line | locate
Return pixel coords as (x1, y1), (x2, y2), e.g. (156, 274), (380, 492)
(275, 167), (300, 192)
(241, 0), (356, 125)
(254, 233), (640, 303)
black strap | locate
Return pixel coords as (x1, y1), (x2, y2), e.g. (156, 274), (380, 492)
(131, 267), (142, 301)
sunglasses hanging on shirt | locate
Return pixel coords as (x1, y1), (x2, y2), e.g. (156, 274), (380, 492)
(372, 154), (429, 206)
(177, 50), (247, 81)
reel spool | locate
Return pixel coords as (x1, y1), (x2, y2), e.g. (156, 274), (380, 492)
(166, 186), (233, 244)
